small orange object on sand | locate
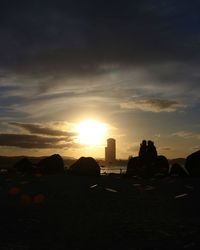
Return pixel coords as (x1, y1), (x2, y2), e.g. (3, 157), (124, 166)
(35, 173), (43, 177)
(20, 194), (32, 205)
(8, 187), (21, 195)
(33, 193), (45, 204)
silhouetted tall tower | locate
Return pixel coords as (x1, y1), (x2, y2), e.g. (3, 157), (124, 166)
(105, 138), (116, 164)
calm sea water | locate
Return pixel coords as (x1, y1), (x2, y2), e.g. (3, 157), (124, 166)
(100, 165), (127, 174)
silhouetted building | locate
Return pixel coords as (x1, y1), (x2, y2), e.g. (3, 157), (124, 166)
(105, 138), (116, 164)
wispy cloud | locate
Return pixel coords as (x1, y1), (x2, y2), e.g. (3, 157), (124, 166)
(191, 146), (200, 151)
(159, 147), (172, 151)
(172, 131), (200, 140)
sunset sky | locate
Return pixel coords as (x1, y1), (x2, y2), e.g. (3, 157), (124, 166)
(0, 0), (200, 159)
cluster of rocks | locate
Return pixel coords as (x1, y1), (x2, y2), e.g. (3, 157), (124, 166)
(14, 154), (65, 175)
(13, 154), (100, 176)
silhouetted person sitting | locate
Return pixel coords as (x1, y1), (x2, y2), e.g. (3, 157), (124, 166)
(146, 140), (157, 161)
(139, 140), (147, 159)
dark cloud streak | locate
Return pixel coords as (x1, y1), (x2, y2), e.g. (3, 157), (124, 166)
(0, 134), (72, 149)
(0, 122), (78, 149)
(121, 98), (185, 112)
(9, 122), (76, 137)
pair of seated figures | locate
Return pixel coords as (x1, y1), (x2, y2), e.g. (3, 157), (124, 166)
(139, 140), (157, 161)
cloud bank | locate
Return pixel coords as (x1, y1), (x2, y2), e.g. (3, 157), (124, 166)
(0, 134), (71, 149)
(9, 122), (76, 137)
(0, 122), (77, 149)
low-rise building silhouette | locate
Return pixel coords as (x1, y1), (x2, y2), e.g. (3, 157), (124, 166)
(105, 138), (116, 164)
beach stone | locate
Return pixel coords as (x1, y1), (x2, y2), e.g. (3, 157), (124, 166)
(126, 155), (169, 177)
(142, 155), (168, 177)
(170, 163), (188, 177)
(156, 155), (169, 175)
(38, 154), (64, 174)
(185, 150), (200, 176)
(69, 157), (100, 176)
(126, 157), (143, 176)
(13, 157), (34, 174)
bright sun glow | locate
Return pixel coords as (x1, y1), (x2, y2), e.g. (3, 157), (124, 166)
(76, 119), (107, 146)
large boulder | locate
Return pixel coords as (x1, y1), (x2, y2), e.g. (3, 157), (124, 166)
(69, 157), (100, 176)
(170, 163), (188, 177)
(13, 157), (34, 174)
(126, 157), (144, 177)
(126, 155), (169, 177)
(155, 155), (169, 176)
(38, 154), (64, 174)
(185, 150), (200, 176)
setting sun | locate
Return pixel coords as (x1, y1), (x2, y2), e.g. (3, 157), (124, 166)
(75, 120), (107, 146)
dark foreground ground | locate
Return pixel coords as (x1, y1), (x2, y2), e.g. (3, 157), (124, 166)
(0, 173), (200, 250)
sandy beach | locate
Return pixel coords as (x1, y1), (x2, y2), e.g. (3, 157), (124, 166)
(0, 173), (200, 250)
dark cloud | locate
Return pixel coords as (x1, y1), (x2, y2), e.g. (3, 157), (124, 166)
(0, 121), (78, 149)
(9, 122), (76, 137)
(0, 134), (72, 149)
(121, 98), (185, 112)
(0, 0), (200, 78)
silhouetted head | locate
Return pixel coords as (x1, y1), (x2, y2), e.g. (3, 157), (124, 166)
(141, 140), (147, 146)
(148, 140), (154, 146)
